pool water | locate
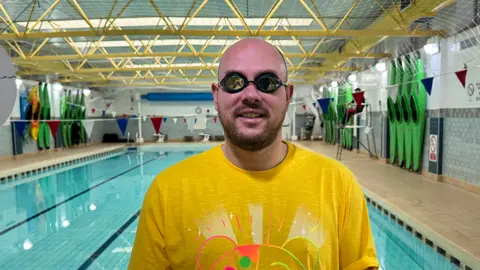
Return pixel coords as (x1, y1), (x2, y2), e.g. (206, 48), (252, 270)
(0, 147), (458, 269)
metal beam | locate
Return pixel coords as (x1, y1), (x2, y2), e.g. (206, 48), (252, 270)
(58, 74), (318, 83)
(0, 28), (444, 40)
(17, 65), (357, 76)
(90, 81), (310, 88)
(298, 0), (328, 31)
(15, 52), (391, 62)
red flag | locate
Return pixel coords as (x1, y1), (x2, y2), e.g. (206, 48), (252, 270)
(91, 108), (96, 114)
(184, 118), (187, 123)
(150, 117), (163, 133)
(455, 69), (468, 88)
(47, 120), (61, 137)
(302, 105), (306, 110)
(122, 114), (127, 118)
(214, 117), (217, 123)
(352, 91), (365, 109)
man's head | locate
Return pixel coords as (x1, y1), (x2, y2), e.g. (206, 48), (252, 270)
(212, 38), (294, 151)
(354, 88), (361, 92)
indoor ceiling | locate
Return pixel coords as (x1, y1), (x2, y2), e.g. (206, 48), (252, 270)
(0, 0), (456, 91)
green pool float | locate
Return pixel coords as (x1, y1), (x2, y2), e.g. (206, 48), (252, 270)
(402, 55), (414, 170)
(395, 58), (405, 167)
(387, 60), (397, 164)
(411, 56), (427, 172)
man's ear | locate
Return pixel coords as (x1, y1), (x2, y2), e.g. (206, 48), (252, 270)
(212, 83), (220, 111)
(285, 84), (294, 104)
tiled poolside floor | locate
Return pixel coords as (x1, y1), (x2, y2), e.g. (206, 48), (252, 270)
(0, 144), (125, 178)
(296, 140), (480, 268)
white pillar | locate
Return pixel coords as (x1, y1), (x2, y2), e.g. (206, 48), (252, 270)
(136, 93), (144, 143)
(291, 106), (298, 140)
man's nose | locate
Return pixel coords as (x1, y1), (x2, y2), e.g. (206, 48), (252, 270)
(241, 82), (262, 103)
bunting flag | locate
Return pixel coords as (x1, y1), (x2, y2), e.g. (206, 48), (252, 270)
(91, 108), (95, 114)
(302, 105), (306, 111)
(132, 115), (137, 118)
(47, 120), (61, 137)
(195, 118), (197, 124)
(112, 112), (116, 118)
(163, 117), (167, 123)
(184, 118), (187, 123)
(421, 77), (434, 96)
(116, 118), (129, 136)
(214, 117), (217, 123)
(150, 117), (163, 134)
(352, 91), (365, 109)
(143, 115), (148, 122)
(204, 117), (208, 124)
(14, 121), (27, 137)
(122, 114), (127, 118)
(102, 110), (106, 117)
(186, 117), (195, 130)
(455, 69), (467, 88)
(317, 98), (331, 115)
(82, 120), (95, 139)
(312, 102), (316, 108)
(173, 117), (178, 124)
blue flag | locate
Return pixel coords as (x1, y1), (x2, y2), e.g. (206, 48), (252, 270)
(163, 117), (167, 123)
(116, 118), (129, 136)
(14, 121), (27, 137)
(317, 98), (331, 115)
(421, 77), (434, 96)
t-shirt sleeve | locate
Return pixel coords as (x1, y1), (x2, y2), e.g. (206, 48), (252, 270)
(128, 179), (171, 269)
(339, 174), (379, 270)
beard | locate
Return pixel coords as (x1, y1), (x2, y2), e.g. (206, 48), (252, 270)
(218, 104), (286, 152)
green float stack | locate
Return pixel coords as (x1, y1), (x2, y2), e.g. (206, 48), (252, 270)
(411, 56), (427, 171)
(395, 58), (406, 167)
(402, 55), (414, 170)
(61, 90), (73, 148)
(387, 60), (397, 164)
(38, 83), (51, 150)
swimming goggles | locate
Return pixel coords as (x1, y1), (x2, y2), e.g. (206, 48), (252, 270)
(219, 72), (288, 93)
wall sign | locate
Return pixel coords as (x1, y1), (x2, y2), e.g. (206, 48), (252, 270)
(429, 134), (437, 162)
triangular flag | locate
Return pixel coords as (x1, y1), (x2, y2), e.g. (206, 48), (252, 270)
(331, 97), (335, 101)
(112, 112), (116, 118)
(82, 120), (95, 139)
(163, 117), (167, 123)
(91, 108), (95, 114)
(312, 102), (316, 108)
(14, 121), (27, 137)
(214, 117), (217, 123)
(455, 69), (467, 88)
(71, 104), (75, 110)
(421, 77), (434, 96)
(143, 115), (148, 122)
(302, 105), (306, 111)
(173, 117), (177, 124)
(317, 98), (330, 114)
(204, 117), (208, 124)
(150, 117), (163, 134)
(352, 91), (365, 109)
(184, 118), (187, 123)
(122, 114), (127, 118)
(131, 115), (137, 118)
(47, 120), (61, 137)
(102, 110), (106, 117)
(186, 117), (195, 130)
(116, 118), (129, 136)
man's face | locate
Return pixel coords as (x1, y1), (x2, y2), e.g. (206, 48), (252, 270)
(212, 40), (294, 151)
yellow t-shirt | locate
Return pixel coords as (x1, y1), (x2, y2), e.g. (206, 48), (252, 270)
(129, 142), (379, 270)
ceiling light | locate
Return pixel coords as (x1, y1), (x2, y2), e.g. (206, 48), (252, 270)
(348, 74), (357, 82)
(89, 203), (97, 211)
(83, 89), (91, 96)
(331, 81), (338, 87)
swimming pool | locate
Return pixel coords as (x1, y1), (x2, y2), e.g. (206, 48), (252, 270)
(0, 145), (459, 269)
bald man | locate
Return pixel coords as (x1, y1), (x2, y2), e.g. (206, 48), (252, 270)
(129, 38), (379, 270)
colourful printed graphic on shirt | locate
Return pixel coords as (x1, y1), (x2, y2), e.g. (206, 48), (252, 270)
(194, 204), (325, 269)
